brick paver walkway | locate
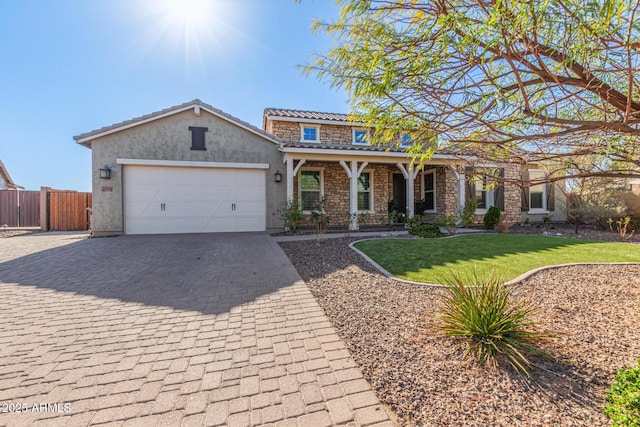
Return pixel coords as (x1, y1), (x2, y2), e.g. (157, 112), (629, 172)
(0, 232), (393, 427)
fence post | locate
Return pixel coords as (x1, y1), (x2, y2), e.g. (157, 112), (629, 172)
(40, 187), (50, 231)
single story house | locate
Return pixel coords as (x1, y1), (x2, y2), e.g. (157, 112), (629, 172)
(74, 99), (565, 236)
(0, 159), (21, 190)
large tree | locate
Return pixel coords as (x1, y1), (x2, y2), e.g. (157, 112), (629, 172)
(305, 0), (640, 182)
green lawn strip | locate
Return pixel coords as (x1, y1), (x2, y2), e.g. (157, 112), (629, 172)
(353, 234), (640, 283)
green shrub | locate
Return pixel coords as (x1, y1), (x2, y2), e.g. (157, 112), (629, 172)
(310, 196), (330, 240)
(279, 199), (304, 233)
(436, 215), (458, 235)
(604, 361), (640, 427)
(460, 198), (477, 227)
(409, 223), (444, 238)
(436, 270), (551, 375)
(483, 206), (501, 230)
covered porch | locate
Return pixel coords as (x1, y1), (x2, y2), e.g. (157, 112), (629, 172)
(281, 147), (464, 230)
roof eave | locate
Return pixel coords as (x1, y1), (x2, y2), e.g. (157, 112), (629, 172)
(75, 101), (282, 147)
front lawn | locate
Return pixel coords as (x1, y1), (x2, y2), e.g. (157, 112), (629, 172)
(353, 234), (640, 283)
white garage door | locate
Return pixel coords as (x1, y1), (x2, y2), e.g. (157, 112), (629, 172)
(124, 165), (266, 235)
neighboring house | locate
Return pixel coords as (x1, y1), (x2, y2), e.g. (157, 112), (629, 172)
(0, 159), (21, 190)
(75, 99), (564, 236)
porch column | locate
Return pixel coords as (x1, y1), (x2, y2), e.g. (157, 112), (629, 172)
(448, 165), (465, 220)
(396, 163), (420, 218)
(285, 155), (294, 202)
(283, 155), (307, 203)
(339, 160), (368, 230)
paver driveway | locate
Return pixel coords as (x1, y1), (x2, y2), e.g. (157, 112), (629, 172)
(0, 232), (393, 427)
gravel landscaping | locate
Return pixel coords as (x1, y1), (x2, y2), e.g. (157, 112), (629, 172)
(280, 235), (640, 426)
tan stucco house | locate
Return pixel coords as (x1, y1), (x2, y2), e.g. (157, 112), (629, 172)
(75, 99), (565, 236)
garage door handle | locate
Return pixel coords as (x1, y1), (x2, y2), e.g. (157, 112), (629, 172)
(232, 203), (236, 211)
(161, 203), (165, 211)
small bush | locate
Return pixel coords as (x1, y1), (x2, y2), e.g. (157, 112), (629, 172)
(436, 270), (551, 375)
(483, 206), (501, 230)
(604, 360), (640, 427)
(436, 215), (458, 235)
(279, 199), (305, 233)
(460, 198), (477, 227)
(409, 223), (444, 238)
(309, 196), (330, 241)
(495, 220), (512, 234)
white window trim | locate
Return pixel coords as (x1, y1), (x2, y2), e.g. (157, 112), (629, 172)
(528, 169), (548, 214)
(352, 128), (370, 146)
(421, 169), (437, 213)
(298, 167), (324, 213)
(357, 169), (375, 213)
(300, 124), (320, 143)
(474, 175), (495, 214)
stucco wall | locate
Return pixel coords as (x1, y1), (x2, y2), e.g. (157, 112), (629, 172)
(89, 109), (285, 235)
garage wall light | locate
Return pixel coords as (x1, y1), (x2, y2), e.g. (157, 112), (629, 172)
(99, 165), (112, 180)
(274, 170), (282, 183)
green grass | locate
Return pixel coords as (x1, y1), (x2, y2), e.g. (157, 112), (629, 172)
(353, 234), (640, 284)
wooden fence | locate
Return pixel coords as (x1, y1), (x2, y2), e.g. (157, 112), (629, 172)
(0, 188), (92, 230)
(47, 191), (92, 231)
(0, 190), (40, 227)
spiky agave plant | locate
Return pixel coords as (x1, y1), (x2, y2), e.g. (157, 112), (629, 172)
(436, 270), (552, 375)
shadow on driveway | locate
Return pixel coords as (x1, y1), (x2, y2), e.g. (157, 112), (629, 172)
(0, 232), (301, 316)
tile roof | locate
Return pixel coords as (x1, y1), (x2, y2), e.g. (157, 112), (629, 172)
(280, 142), (407, 153)
(264, 108), (362, 123)
(74, 99), (281, 145)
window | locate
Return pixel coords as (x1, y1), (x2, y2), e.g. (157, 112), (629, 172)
(189, 126), (208, 150)
(422, 170), (436, 212)
(400, 134), (412, 147)
(465, 167), (498, 212)
(475, 177), (489, 210)
(352, 129), (369, 145)
(357, 172), (373, 211)
(529, 170), (547, 211)
(300, 125), (320, 143)
(299, 170), (322, 211)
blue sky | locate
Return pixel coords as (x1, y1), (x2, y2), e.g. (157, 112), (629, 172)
(0, 0), (346, 191)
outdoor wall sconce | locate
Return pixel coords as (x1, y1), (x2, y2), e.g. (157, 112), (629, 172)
(274, 170), (282, 183)
(99, 165), (112, 179)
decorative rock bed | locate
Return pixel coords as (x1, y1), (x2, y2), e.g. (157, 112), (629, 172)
(280, 236), (640, 426)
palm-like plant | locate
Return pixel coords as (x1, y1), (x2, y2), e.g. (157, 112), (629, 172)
(436, 270), (552, 375)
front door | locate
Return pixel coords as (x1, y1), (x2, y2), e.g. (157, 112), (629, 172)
(392, 174), (406, 213)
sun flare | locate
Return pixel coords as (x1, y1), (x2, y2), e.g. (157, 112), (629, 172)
(161, 0), (211, 32)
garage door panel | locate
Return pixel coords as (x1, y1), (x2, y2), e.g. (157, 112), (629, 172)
(125, 165), (266, 234)
(233, 186), (264, 201)
(202, 216), (235, 232)
(126, 217), (164, 235)
(126, 184), (164, 201)
(126, 167), (164, 184)
(201, 186), (234, 202)
(201, 169), (235, 186)
(235, 216), (265, 232)
(165, 185), (200, 201)
(165, 167), (200, 185)
(165, 217), (203, 234)
(234, 170), (264, 186)
(165, 201), (200, 217)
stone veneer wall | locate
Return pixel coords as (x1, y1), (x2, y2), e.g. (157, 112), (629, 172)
(291, 163), (465, 227)
(470, 162), (522, 225)
(268, 120), (367, 145)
